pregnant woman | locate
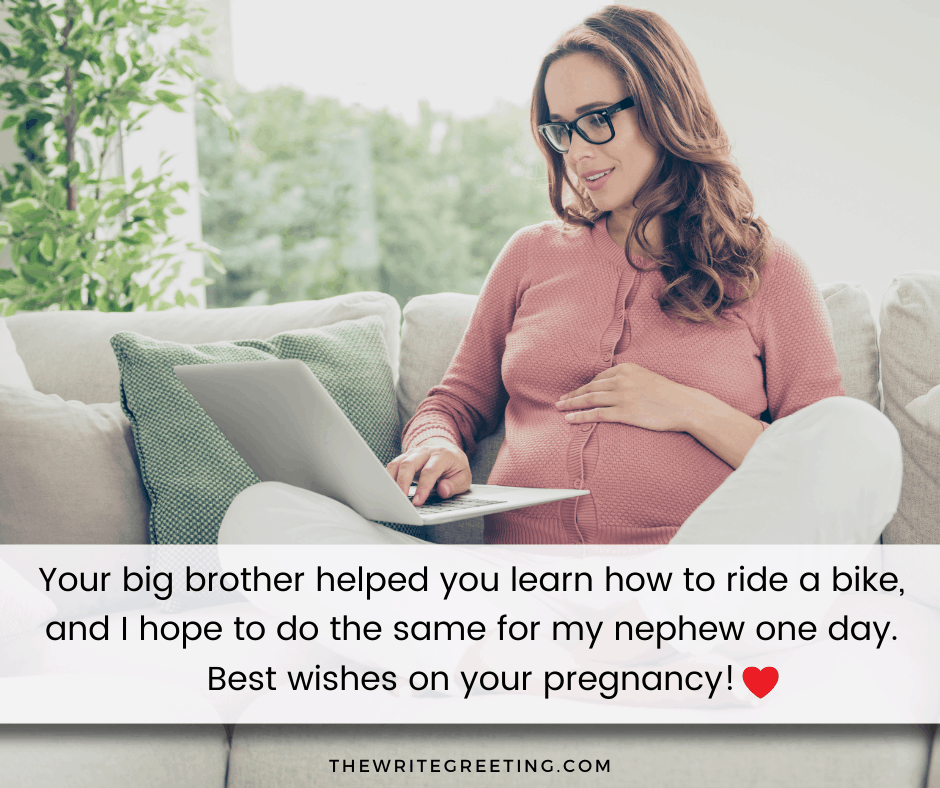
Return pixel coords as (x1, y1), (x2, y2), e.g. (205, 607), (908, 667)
(223, 5), (901, 548)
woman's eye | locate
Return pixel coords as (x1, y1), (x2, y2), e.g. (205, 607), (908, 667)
(586, 114), (606, 128)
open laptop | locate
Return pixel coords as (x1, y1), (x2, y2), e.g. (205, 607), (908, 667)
(174, 360), (588, 526)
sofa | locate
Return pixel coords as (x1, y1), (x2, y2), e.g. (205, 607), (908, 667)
(0, 269), (938, 787)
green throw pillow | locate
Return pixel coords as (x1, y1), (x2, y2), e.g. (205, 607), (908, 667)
(111, 315), (421, 544)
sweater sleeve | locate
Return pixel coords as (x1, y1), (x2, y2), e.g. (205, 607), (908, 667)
(401, 226), (533, 455)
(751, 239), (846, 421)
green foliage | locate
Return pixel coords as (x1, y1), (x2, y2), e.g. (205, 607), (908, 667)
(0, 0), (230, 314)
(198, 90), (554, 309)
(368, 100), (552, 304)
(197, 87), (363, 308)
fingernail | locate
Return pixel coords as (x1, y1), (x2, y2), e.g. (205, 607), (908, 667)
(440, 483), (449, 496)
(555, 401), (564, 408)
(564, 413), (574, 420)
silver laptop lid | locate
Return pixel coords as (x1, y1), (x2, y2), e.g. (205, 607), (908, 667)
(174, 360), (427, 526)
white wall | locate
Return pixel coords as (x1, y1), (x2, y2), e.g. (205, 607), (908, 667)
(121, 94), (206, 308)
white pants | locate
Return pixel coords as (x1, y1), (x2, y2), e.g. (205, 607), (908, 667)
(219, 397), (903, 548)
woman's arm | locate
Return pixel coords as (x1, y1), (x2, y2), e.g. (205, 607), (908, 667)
(678, 385), (766, 469)
(750, 241), (845, 419)
(392, 226), (535, 501)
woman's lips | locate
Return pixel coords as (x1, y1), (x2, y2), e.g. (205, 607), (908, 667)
(583, 168), (613, 192)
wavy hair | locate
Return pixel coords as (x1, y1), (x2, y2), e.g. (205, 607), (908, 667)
(531, 6), (771, 322)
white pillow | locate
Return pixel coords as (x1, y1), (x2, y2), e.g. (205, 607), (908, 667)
(0, 318), (34, 391)
(0, 558), (56, 643)
(906, 385), (940, 434)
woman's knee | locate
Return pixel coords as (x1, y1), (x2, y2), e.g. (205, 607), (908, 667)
(771, 397), (901, 465)
(219, 481), (425, 546)
(822, 397), (899, 471)
(219, 482), (365, 545)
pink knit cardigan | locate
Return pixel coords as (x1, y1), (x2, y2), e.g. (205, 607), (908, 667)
(402, 217), (845, 544)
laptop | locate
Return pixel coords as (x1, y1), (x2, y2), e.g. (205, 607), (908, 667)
(173, 359), (588, 526)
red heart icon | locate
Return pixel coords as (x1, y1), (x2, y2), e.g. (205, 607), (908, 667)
(743, 667), (778, 699)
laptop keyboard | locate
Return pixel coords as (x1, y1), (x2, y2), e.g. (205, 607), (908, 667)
(407, 489), (506, 514)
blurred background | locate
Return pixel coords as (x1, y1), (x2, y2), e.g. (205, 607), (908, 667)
(201, 0), (938, 309)
(6, 1), (932, 309)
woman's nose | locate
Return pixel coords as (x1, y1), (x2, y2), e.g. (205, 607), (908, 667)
(566, 131), (595, 160)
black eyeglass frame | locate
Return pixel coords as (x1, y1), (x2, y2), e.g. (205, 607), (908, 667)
(537, 96), (636, 154)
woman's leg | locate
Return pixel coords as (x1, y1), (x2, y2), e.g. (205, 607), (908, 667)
(218, 482), (427, 545)
(670, 397), (903, 544)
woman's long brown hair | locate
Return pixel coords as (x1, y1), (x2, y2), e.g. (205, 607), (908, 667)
(531, 6), (771, 322)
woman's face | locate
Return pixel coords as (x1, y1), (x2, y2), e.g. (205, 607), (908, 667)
(543, 53), (660, 226)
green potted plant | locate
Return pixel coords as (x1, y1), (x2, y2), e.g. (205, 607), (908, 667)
(0, 0), (229, 314)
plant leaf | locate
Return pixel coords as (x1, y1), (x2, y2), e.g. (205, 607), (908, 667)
(39, 234), (54, 261)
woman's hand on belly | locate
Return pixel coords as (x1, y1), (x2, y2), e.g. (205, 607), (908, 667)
(386, 437), (473, 506)
(554, 363), (764, 469)
(555, 363), (699, 432)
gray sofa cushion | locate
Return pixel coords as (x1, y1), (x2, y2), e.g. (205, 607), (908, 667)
(0, 725), (229, 788)
(881, 270), (940, 544)
(6, 291), (401, 404)
(227, 724), (929, 788)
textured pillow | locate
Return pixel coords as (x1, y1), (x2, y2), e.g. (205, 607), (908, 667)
(880, 271), (940, 544)
(112, 315), (410, 544)
(819, 281), (880, 409)
(906, 385), (940, 432)
(0, 387), (150, 544)
(0, 318), (34, 391)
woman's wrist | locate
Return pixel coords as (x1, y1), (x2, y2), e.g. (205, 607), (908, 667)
(415, 435), (463, 452)
(679, 386), (764, 469)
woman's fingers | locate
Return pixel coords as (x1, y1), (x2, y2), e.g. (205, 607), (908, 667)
(557, 377), (618, 403)
(386, 443), (472, 505)
(563, 407), (609, 423)
(389, 450), (427, 496)
(412, 457), (471, 506)
(412, 456), (447, 506)
(556, 390), (616, 410)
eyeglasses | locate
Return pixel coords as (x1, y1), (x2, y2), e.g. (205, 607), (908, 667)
(537, 97), (636, 154)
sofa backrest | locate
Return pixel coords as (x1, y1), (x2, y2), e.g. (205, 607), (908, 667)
(6, 292), (401, 405)
(880, 271), (940, 544)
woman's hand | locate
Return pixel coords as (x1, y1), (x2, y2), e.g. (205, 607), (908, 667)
(555, 363), (765, 469)
(386, 437), (472, 506)
(555, 362), (696, 432)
